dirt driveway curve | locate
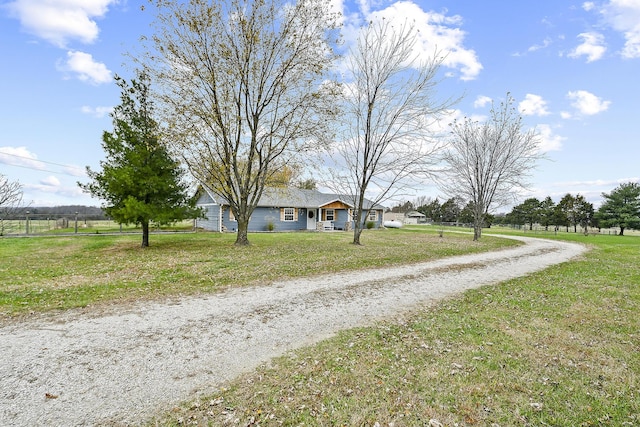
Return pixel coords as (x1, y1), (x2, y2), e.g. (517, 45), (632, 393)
(0, 235), (586, 426)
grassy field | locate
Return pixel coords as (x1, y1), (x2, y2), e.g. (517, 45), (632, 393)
(0, 227), (514, 318)
(2, 227), (638, 426)
(153, 229), (640, 427)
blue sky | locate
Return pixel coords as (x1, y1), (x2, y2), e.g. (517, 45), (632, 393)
(1, 0), (638, 209)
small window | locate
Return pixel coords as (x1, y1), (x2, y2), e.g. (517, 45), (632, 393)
(368, 210), (377, 221)
(283, 207), (295, 221)
(325, 209), (335, 221)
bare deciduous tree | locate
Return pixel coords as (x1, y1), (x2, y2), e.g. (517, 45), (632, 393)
(0, 174), (23, 235)
(328, 19), (456, 245)
(439, 94), (543, 240)
(143, 0), (341, 245)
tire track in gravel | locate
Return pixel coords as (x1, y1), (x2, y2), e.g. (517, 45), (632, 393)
(0, 235), (586, 426)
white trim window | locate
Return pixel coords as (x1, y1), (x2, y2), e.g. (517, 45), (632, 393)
(325, 209), (335, 221)
(228, 207), (236, 222)
(283, 207), (295, 221)
(368, 210), (377, 221)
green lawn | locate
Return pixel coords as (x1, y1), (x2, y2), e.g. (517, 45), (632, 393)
(154, 230), (640, 427)
(0, 227), (514, 318)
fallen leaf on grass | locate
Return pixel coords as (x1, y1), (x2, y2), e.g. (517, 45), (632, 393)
(45, 393), (58, 399)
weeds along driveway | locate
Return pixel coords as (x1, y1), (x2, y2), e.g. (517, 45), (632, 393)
(0, 235), (586, 426)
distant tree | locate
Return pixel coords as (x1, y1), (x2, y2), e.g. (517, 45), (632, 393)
(439, 94), (542, 240)
(518, 197), (541, 230)
(328, 19), (455, 245)
(492, 212), (507, 226)
(538, 196), (555, 231)
(596, 182), (640, 235)
(295, 178), (318, 191)
(574, 194), (594, 233)
(413, 195), (430, 209)
(441, 197), (464, 223)
(79, 72), (199, 247)
(556, 194), (576, 232)
(459, 201), (475, 224)
(390, 200), (415, 213)
(143, 0), (340, 246)
(554, 194), (573, 232)
(0, 174), (23, 235)
(555, 193), (591, 233)
(417, 197), (442, 222)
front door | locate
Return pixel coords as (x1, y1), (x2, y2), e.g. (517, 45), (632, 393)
(307, 208), (317, 230)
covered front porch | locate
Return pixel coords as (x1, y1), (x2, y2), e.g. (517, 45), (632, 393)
(305, 200), (354, 231)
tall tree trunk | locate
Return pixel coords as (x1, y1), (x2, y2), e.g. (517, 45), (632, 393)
(352, 224), (363, 245)
(473, 207), (484, 241)
(141, 220), (150, 248)
(235, 217), (250, 246)
(473, 224), (482, 241)
(619, 226), (625, 236)
(352, 191), (367, 245)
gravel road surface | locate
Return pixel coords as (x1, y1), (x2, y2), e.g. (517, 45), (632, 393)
(0, 235), (586, 426)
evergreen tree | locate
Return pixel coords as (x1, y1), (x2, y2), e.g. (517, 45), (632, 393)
(517, 197), (542, 230)
(596, 182), (640, 235)
(79, 72), (199, 247)
(538, 196), (555, 231)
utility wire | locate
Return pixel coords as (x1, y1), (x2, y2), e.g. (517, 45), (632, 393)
(0, 151), (87, 176)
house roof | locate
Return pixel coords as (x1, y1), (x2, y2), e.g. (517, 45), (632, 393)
(199, 186), (385, 210)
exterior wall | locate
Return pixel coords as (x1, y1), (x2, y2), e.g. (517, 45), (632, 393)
(195, 192), (221, 231)
(196, 204), (221, 231)
(334, 209), (352, 230)
(221, 206), (308, 232)
(384, 212), (405, 222)
(359, 209), (384, 228)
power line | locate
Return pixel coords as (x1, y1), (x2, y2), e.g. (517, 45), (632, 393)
(0, 151), (87, 176)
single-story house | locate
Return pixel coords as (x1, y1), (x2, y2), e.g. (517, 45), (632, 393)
(195, 186), (385, 232)
(405, 210), (427, 224)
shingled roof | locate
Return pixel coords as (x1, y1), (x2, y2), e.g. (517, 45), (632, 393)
(201, 186), (385, 210)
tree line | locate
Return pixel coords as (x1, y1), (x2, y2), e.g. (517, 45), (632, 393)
(2, 205), (107, 220)
(502, 182), (640, 235)
(392, 181), (640, 236)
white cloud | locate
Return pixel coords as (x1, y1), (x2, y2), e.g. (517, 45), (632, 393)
(568, 32), (607, 62)
(518, 94), (550, 116)
(64, 165), (87, 177)
(81, 105), (113, 118)
(24, 182), (87, 197)
(528, 37), (553, 52)
(473, 95), (492, 108)
(594, 0), (640, 58)
(0, 146), (46, 170)
(58, 50), (111, 85)
(5, 0), (117, 48)
(536, 124), (565, 152)
(40, 176), (60, 186)
(566, 90), (611, 115)
(582, 2), (596, 12)
(350, 2), (483, 81)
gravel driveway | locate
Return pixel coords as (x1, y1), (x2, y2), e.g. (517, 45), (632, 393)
(0, 235), (586, 426)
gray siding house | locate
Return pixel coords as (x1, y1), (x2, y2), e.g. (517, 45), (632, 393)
(195, 186), (385, 232)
